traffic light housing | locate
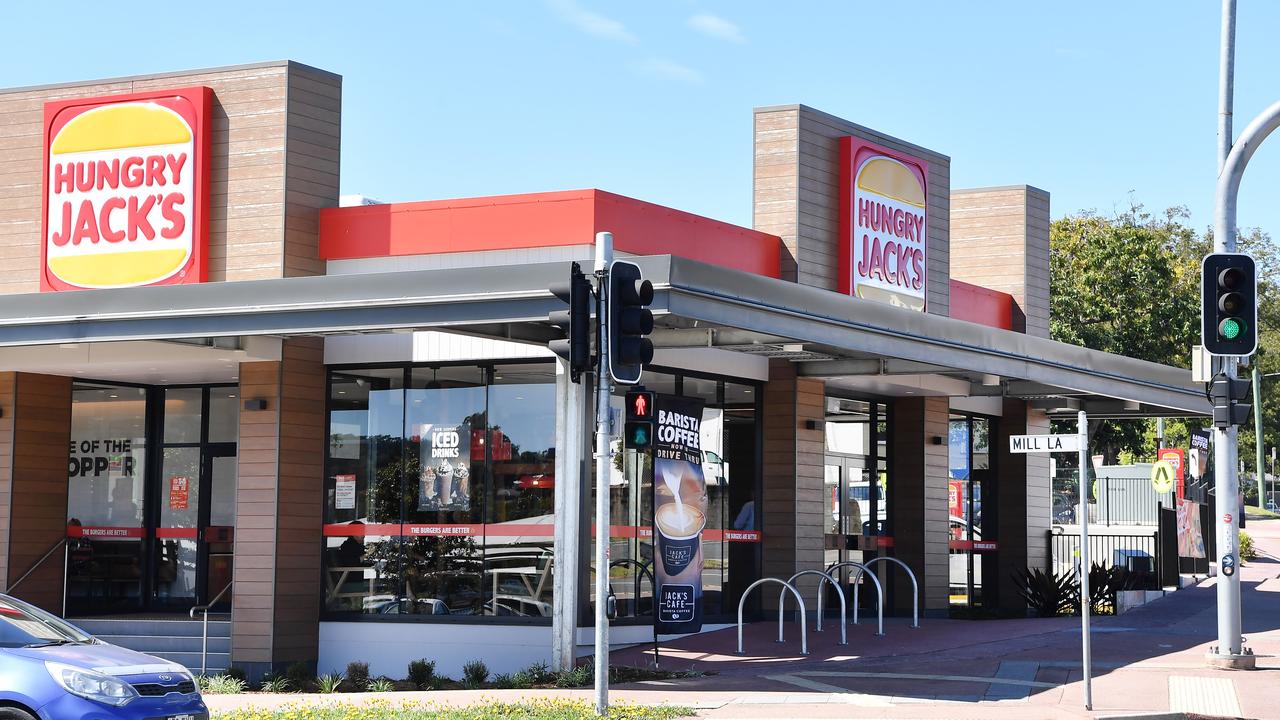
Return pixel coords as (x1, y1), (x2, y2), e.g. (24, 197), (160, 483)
(548, 262), (593, 383)
(624, 388), (654, 450)
(607, 260), (654, 385)
(1202, 253), (1257, 356)
(1210, 375), (1252, 428)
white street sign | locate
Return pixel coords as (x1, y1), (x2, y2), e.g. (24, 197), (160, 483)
(1009, 434), (1081, 454)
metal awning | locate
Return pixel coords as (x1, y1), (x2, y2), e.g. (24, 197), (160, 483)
(0, 255), (1209, 415)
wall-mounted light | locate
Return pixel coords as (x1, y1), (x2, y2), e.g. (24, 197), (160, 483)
(243, 399), (268, 411)
(804, 419), (821, 431)
(932, 436), (945, 445)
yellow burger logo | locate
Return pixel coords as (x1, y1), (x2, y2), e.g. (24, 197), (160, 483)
(42, 88), (209, 291)
(840, 137), (929, 312)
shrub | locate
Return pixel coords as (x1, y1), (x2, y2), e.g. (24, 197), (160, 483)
(491, 673), (516, 689)
(197, 674), (245, 694)
(1011, 568), (1075, 617)
(407, 658), (436, 689)
(1240, 531), (1257, 562)
(345, 661), (370, 690)
(556, 662), (594, 688)
(285, 661), (313, 689)
(316, 673), (344, 693)
(519, 661), (555, 685)
(462, 660), (489, 688)
(367, 677), (395, 692)
(225, 667), (247, 684)
(258, 674), (290, 693)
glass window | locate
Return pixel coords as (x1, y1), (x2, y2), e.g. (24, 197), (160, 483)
(163, 388), (203, 444)
(324, 369), (405, 615)
(208, 388), (240, 443)
(403, 366), (486, 616)
(66, 384), (147, 614)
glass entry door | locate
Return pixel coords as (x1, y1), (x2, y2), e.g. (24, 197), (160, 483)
(154, 444), (236, 610)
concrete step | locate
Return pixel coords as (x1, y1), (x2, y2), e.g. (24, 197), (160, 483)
(72, 618), (231, 638)
(94, 634), (230, 654)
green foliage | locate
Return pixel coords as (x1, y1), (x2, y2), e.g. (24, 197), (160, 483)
(197, 673), (246, 694)
(556, 661), (595, 688)
(316, 673), (344, 693)
(345, 661), (370, 689)
(285, 661), (313, 689)
(258, 674), (291, 693)
(226, 667), (248, 684)
(407, 659), (436, 688)
(461, 660), (489, 688)
(1050, 205), (1280, 465)
(1240, 531), (1257, 562)
(1011, 568), (1075, 617)
(367, 677), (396, 692)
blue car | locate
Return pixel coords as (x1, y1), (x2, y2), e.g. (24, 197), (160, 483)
(0, 593), (208, 720)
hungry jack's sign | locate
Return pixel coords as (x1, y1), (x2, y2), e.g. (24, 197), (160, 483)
(41, 87), (212, 291)
(838, 136), (929, 311)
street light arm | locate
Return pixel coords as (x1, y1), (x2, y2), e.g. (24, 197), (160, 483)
(1215, 99), (1280, 253)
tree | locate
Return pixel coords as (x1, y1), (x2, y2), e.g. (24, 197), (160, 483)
(1049, 203), (1280, 474)
(1049, 206), (1199, 462)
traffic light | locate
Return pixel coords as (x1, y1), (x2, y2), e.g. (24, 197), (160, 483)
(1210, 375), (1252, 428)
(548, 262), (593, 383)
(607, 260), (654, 385)
(1202, 253), (1257, 356)
(624, 388), (654, 450)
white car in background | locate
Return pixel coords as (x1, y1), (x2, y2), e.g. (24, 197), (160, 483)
(703, 450), (728, 485)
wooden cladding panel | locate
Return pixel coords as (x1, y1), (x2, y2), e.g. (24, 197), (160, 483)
(0, 62), (340, 294)
(0, 373), (14, 590)
(951, 186), (1051, 337)
(890, 396), (951, 613)
(753, 105), (951, 316)
(234, 360), (282, 664)
(3, 373), (71, 612)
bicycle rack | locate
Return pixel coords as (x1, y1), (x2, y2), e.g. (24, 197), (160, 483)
(737, 578), (808, 656)
(608, 559), (660, 667)
(782, 570), (847, 645)
(832, 556), (920, 629)
(826, 561), (884, 636)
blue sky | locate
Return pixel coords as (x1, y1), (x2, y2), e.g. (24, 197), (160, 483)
(6, 1), (1280, 236)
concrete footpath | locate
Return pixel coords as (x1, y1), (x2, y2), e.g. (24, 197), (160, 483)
(207, 517), (1280, 719)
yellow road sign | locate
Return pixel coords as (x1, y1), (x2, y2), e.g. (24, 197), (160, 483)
(1151, 460), (1176, 494)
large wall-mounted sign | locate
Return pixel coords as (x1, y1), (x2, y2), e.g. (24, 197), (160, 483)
(41, 87), (212, 291)
(838, 137), (929, 311)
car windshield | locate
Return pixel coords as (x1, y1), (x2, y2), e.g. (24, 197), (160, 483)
(0, 595), (93, 648)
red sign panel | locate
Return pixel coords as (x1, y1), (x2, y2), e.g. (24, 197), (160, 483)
(168, 476), (191, 510)
(41, 87), (212, 291)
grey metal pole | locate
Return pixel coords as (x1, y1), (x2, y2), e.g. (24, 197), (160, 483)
(593, 232), (614, 716)
(1209, 4), (1280, 666)
(1255, 365), (1266, 515)
(1218, 0), (1236, 177)
(1077, 410), (1092, 711)
(552, 356), (584, 672)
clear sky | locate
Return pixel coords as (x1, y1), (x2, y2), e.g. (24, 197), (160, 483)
(6, 1), (1280, 237)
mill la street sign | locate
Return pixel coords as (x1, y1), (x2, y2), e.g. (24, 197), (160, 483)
(1009, 434), (1082, 453)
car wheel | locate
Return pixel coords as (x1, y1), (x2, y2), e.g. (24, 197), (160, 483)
(0, 707), (38, 720)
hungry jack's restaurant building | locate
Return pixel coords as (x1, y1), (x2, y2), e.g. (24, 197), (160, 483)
(0, 61), (1209, 679)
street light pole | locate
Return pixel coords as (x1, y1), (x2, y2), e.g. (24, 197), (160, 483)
(1209, 0), (1280, 668)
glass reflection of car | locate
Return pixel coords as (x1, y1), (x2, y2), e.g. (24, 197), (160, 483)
(483, 596), (552, 617)
(0, 593), (208, 720)
(701, 451), (728, 486)
(369, 598), (451, 616)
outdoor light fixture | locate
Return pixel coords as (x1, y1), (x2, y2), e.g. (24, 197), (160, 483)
(243, 399), (267, 411)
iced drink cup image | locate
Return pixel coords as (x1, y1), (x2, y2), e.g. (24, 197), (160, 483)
(436, 461), (454, 507)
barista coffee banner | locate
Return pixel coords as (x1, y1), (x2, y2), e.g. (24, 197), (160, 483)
(652, 394), (707, 634)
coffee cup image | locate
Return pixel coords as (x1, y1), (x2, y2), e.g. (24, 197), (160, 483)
(656, 503), (707, 577)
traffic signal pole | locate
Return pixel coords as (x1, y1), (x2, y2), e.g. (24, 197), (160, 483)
(1208, 0), (1280, 668)
(592, 231), (614, 715)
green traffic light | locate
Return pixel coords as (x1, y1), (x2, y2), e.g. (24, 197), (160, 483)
(1220, 317), (1244, 340)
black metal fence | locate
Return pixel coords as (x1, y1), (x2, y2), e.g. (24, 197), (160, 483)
(1047, 528), (1161, 589)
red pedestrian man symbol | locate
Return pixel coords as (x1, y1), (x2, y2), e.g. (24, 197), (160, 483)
(635, 394), (647, 417)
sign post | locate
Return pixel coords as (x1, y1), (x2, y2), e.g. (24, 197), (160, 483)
(1077, 411), (1092, 711)
(1008, 422), (1092, 709)
(592, 232), (614, 716)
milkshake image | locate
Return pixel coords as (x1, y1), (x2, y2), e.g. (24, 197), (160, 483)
(454, 462), (471, 506)
(436, 460), (454, 508)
